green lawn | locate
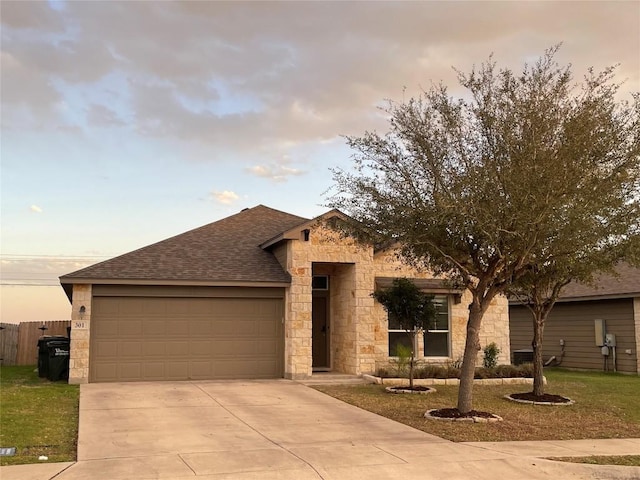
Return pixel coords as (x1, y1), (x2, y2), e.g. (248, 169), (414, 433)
(314, 368), (640, 443)
(0, 365), (79, 466)
(550, 456), (640, 467)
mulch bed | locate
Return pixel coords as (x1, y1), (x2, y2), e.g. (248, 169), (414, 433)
(385, 385), (435, 394)
(505, 392), (574, 405)
(430, 408), (495, 419)
(425, 408), (503, 423)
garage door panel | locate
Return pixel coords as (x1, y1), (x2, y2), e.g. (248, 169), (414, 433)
(95, 340), (118, 358)
(165, 362), (189, 378)
(189, 361), (212, 378)
(90, 295), (283, 382)
(225, 320), (255, 336)
(165, 320), (189, 336)
(118, 320), (143, 337)
(118, 362), (142, 380)
(94, 363), (117, 382)
(211, 339), (236, 355)
(190, 340), (213, 356)
(189, 319), (212, 336)
(257, 339), (278, 355)
(93, 319), (118, 337)
(166, 341), (189, 356)
(143, 341), (166, 356)
(258, 321), (279, 336)
(118, 298), (146, 315)
(143, 319), (167, 336)
(118, 341), (143, 357)
(143, 363), (165, 379)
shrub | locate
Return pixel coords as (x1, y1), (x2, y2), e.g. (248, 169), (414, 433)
(483, 342), (501, 369)
(391, 344), (412, 377)
(385, 363), (533, 379)
(474, 367), (492, 379)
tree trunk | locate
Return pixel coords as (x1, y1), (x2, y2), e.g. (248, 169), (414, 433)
(409, 354), (414, 389)
(531, 312), (546, 396)
(457, 302), (483, 414)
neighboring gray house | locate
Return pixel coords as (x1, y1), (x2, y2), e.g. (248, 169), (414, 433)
(60, 205), (510, 384)
(509, 263), (640, 374)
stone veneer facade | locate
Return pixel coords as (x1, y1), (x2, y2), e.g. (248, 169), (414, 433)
(68, 284), (92, 384)
(277, 224), (510, 379)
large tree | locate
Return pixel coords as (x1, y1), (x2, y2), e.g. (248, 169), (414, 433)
(329, 46), (640, 414)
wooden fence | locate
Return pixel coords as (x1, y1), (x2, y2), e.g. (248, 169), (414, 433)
(0, 323), (19, 366)
(0, 321), (71, 366)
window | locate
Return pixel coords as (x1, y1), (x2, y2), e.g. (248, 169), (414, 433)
(388, 312), (413, 356)
(386, 294), (451, 358)
(424, 295), (450, 357)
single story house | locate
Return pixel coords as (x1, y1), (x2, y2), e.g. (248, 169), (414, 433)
(60, 205), (510, 384)
(509, 262), (640, 374)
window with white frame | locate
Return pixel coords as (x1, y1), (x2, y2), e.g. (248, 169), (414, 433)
(386, 294), (451, 358)
(423, 295), (450, 357)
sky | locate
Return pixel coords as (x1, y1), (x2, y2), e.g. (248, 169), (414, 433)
(1, 1), (639, 324)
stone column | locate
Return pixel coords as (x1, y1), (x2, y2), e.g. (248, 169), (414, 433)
(68, 284), (92, 384)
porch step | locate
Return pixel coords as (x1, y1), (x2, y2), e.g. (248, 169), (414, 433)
(298, 373), (370, 386)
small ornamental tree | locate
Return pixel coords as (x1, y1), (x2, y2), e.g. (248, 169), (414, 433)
(372, 278), (436, 389)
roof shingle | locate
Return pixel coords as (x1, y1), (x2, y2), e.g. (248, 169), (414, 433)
(60, 205), (308, 284)
(558, 262), (640, 300)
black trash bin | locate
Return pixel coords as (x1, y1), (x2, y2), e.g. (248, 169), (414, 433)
(46, 338), (70, 381)
(38, 336), (67, 378)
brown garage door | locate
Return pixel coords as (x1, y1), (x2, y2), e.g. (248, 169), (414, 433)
(90, 295), (283, 382)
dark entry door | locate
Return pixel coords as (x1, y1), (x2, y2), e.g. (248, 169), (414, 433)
(312, 294), (329, 368)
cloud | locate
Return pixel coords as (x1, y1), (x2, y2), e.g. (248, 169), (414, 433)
(86, 104), (125, 127)
(1, 2), (637, 157)
(30, 205), (43, 213)
(246, 163), (307, 183)
(210, 190), (239, 205)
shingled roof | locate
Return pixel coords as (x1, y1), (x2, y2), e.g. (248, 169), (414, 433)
(60, 205), (308, 286)
(557, 262), (640, 301)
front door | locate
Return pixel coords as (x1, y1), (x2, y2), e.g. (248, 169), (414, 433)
(312, 293), (329, 369)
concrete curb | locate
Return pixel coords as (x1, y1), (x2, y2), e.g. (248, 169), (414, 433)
(364, 374), (545, 386)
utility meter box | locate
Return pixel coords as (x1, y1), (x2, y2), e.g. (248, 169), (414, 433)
(594, 319), (606, 346)
(605, 333), (617, 347)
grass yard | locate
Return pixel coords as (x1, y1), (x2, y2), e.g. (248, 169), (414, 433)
(550, 456), (640, 467)
(314, 368), (640, 443)
(0, 365), (80, 466)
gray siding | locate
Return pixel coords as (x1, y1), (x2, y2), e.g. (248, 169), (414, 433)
(510, 298), (637, 374)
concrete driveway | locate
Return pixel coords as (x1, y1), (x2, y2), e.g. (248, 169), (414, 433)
(5, 380), (638, 479)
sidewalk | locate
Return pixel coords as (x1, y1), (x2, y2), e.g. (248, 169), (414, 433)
(3, 437), (638, 479)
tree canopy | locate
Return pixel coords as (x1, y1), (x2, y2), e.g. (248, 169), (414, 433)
(329, 46), (640, 414)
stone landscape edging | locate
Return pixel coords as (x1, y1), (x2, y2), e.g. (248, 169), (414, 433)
(362, 374), (545, 386)
(424, 409), (504, 423)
